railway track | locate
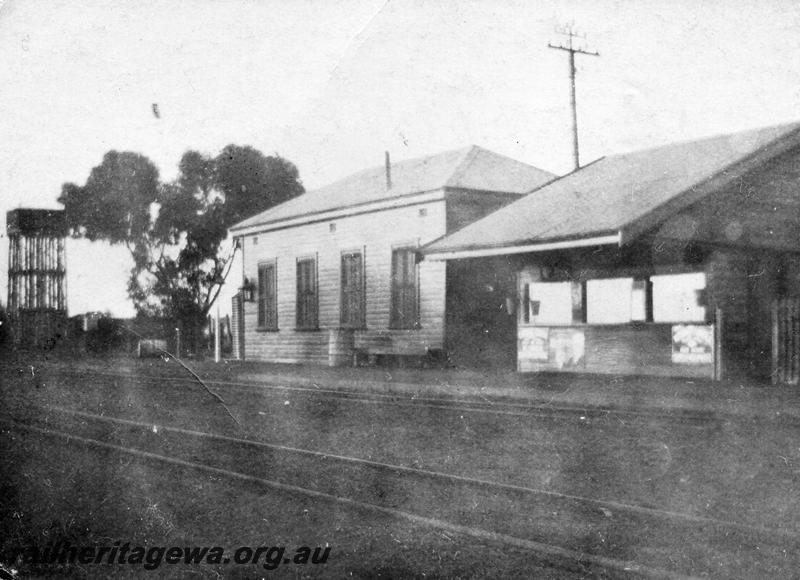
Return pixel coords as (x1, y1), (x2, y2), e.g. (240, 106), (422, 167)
(4, 405), (798, 579)
(41, 365), (725, 425)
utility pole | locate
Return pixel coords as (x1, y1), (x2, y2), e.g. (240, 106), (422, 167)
(548, 24), (599, 170)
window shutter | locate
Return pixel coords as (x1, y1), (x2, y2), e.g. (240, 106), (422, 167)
(340, 252), (364, 328)
(257, 266), (266, 328)
(296, 258), (318, 329)
(257, 262), (278, 330)
(390, 249), (418, 329)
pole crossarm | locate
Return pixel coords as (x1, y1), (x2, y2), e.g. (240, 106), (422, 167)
(547, 43), (599, 57)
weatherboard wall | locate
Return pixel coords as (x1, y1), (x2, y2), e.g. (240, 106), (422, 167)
(240, 196), (448, 364)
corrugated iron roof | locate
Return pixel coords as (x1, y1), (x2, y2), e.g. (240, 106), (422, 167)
(423, 122), (800, 256)
(230, 145), (555, 231)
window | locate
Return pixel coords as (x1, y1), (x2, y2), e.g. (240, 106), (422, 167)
(524, 281), (583, 325)
(631, 278), (650, 322)
(651, 272), (706, 322)
(257, 262), (277, 330)
(390, 248), (418, 329)
(296, 258), (318, 329)
(523, 273), (706, 326)
(341, 252), (365, 328)
(585, 277), (651, 324)
(587, 278), (635, 324)
(525, 282), (573, 324)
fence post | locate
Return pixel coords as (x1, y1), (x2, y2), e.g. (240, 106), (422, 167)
(793, 299), (798, 385)
(772, 299), (779, 385)
(714, 307), (723, 381)
(214, 304), (221, 363)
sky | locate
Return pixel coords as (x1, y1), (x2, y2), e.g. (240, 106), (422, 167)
(1, 0), (799, 317)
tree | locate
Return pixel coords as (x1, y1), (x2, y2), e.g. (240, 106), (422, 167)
(59, 146), (304, 352)
(59, 151), (159, 245)
(216, 144), (304, 225)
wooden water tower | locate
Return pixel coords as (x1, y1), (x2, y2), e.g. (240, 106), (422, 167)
(6, 209), (68, 348)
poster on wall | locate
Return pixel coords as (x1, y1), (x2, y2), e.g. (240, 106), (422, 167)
(548, 328), (586, 369)
(518, 327), (550, 363)
(671, 324), (714, 364)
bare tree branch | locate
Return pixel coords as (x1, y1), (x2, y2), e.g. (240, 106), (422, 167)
(120, 325), (240, 426)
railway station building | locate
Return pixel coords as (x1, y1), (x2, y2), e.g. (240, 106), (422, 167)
(229, 146), (554, 366)
(422, 122), (800, 381)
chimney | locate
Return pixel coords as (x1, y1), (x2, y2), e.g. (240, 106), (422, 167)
(385, 151), (392, 190)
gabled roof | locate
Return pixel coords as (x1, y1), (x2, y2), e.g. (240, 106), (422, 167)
(230, 145), (555, 232)
(423, 122), (800, 258)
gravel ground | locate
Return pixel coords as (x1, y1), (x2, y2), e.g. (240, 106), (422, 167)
(3, 353), (800, 578)
(1, 427), (581, 579)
